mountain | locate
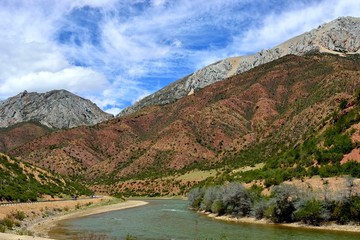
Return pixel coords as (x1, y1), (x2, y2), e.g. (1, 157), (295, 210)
(0, 122), (51, 152)
(9, 53), (360, 195)
(0, 89), (113, 129)
(118, 16), (360, 117)
(0, 153), (91, 202)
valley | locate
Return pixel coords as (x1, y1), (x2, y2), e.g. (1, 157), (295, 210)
(0, 15), (360, 239)
(4, 53), (360, 197)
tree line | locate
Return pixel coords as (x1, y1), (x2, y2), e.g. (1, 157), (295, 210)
(188, 181), (360, 226)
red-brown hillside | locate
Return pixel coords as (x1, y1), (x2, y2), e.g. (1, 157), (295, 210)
(0, 122), (51, 152)
(8, 54), (360, 192)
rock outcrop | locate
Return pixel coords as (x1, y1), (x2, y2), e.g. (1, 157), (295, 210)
(117, 16), (360, 117)
(0, 90), (113, 129)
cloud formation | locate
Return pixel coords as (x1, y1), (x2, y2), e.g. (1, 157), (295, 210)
(0, 0), (359, 114)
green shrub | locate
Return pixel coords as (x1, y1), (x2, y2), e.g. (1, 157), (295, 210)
(254, 200), (268, 220)
(294, 199), (329, 225)
(13, 210), (26, 221)
(264, 204), (276, 221)
(221, 182), (252, 217)
(264, 185), (298, 223)
(211, 199), (225, 215)
(2, 217), (14, 230)
(188, 187), (204, 209)
(339, 99), (348, 110)
(349, 196), (360, 221)
(16, 228), (34, 236)
(0, 224), (5, 233)
(125, 234), (137, 240)
(201, 186), (220, 212)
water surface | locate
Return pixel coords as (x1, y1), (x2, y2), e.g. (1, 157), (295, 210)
(49, 199), (360, 240)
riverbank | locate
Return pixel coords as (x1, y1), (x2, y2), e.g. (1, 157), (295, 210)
(204, 212), (360, 233)
(29, 200), (148, 239)
(0, 199), (148, 240)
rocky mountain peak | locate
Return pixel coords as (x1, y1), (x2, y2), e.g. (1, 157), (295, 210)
(0, 89), (113, 129)
(117, 16), (360, 117)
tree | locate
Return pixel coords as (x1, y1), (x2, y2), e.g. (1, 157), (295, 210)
(188, 187), (204, 209)
(265, 184), (299, 223)
(294, 198), (329, 225)
(201, 186), (220, 212)
(221, 182), (252, 217)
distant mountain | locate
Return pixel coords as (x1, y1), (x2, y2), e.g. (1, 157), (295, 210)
(118, 16), (360, 117)
(0, 89), (113, 129)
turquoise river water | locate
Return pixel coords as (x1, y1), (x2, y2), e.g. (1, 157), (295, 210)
(49, 199), (360, 240)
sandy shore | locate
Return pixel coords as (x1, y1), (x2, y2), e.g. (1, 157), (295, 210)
(204, 212), (360, 233)
(0, 200), (148, 240)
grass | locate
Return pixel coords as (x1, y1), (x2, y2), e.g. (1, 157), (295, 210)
(231, 163), (265, 174)
(172, 169), (219, 181)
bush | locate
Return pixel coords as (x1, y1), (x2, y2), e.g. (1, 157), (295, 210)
(349, 196), (360, 221)
(125, 234), (137, 240)
(0, 224), (5, 233)
(188, 187), (204, 209)
(254, 200), (268, 220)
(211, 199), (225, 215)
(264, 184), (299, 223)
(16, 228), (34, 236)
(13, 210), (26, 221)
(2, 217), (14, 230)
(294, 198), (329, 225)
(332, 195), (360, 224)
(339, 99), (348, 110)
(201, 186), (220, 212)
(264, 203), (276, 221)
(221, 182), (252, 217)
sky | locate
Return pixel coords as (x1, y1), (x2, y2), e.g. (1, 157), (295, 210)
(0, 0), (359, 115)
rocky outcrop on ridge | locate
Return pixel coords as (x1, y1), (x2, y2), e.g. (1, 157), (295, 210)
(0, 90), (113, 129)
(118, 16), (360, 117)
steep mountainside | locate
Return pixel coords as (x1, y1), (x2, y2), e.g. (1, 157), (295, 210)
(0, 89), (113, 129)
(9, 53), (360, 195)
(0, 122), (51, 152)
(0, 153), (91, 202)
(118, 16), (360, 116)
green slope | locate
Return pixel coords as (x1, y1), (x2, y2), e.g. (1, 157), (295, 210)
(0, 153), (91, 202)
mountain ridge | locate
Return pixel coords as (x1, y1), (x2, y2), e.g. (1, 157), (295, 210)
(0, 89), (113, 129)
(117, 16), (360, 117)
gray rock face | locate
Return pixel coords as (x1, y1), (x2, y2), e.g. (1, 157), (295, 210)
(117, 16), (360, 117)
(0, 90), (113, 129)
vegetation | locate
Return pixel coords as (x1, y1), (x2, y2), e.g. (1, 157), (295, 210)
(188, 182), (360, 226)
(191, 90), (360, 189)
(0, 153), (92, 202)
(189, 87), (360, 224)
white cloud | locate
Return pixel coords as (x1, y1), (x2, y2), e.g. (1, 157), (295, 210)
(151, 0), (168, 7)
(104, 107), (122, 115)
(0, 0), (359, 115)
(0, 67), (107, 96)
(230, 0), (360, 55)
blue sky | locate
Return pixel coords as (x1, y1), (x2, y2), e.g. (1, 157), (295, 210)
(0, 0), (359, 115)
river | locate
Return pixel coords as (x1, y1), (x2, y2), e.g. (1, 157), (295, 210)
(49, 199), (360, 240)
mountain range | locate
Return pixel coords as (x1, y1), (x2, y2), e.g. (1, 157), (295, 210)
(0, 16), (360, 196)
(118, 16), (360, 116)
